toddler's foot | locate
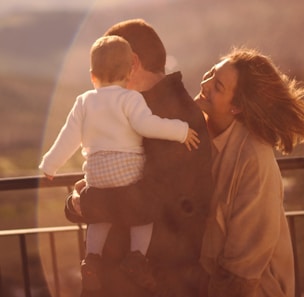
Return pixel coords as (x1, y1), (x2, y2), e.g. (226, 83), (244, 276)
(81, 253), (102, 291)
(120, 250), (157, 292)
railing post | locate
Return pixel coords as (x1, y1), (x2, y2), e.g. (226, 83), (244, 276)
(19, 234), (32, 297)
(0, 266), (2, 297)
(287, 215), (301, 297)
(49, 232), (60, 297)
(77, 224), (85, 261)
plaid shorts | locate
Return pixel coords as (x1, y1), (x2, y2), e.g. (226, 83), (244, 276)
(84, 151), (145, 188)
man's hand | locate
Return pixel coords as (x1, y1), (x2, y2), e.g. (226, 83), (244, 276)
(71, 179), (86, 216)
(71, 190), (82, 216)
(74, 178), (86, 195)
(183, 128), (200, 151)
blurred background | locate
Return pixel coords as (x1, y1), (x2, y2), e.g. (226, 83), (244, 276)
(0, 0), (304, 296)
(2, 0), (304, 178)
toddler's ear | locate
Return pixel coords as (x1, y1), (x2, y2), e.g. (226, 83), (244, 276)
(90, 71), (98, 86)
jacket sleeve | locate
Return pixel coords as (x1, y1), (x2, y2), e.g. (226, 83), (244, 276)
(208, 266), (259, 297)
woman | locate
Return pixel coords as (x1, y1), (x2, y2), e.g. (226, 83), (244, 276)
(195, 47), (304, 297)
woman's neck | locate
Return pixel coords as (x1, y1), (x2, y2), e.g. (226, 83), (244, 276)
(205, 114), (235, 138)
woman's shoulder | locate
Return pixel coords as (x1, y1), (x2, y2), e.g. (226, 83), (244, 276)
(245, 132), (273, 153)
(233, 121), (273, 157)
(240, 131), (277, 171)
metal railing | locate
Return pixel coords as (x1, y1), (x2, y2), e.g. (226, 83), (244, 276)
(0, 225), (86, 297)
(0, 157), (303, 296)
(0, 173), (84, 297)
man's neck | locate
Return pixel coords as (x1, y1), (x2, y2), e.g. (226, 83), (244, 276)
(130, 69), (166, 92)
(141, 71), (166, 92)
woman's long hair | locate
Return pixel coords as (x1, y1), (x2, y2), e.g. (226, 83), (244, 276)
(226, 47), (304, 154)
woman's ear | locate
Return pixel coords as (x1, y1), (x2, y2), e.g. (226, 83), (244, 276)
(230, 105), (242, 115)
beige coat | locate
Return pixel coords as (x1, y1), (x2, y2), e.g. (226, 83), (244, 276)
(200, 121), (294, 297)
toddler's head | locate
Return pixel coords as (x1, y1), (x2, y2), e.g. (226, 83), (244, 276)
(90, 35), (133, 83)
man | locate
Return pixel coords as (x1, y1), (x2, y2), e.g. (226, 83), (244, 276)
(67, 19), (213, 297)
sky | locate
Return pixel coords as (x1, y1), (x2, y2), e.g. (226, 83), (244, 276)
(0, 0), (166, 15)
(0, 0), (92, 14)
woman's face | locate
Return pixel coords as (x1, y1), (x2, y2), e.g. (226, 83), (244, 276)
(195, 59), (239, 119)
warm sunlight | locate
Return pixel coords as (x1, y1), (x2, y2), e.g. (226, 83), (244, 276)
(1, 1), (304, 296)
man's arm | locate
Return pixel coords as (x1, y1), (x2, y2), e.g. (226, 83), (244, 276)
(78, 179), (156, 225)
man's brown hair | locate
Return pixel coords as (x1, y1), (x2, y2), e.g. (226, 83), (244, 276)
(104, 19), (166, 73)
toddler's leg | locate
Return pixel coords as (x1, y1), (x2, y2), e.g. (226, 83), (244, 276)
(121, 223), (156, 292)
(130, 223), (153, 255)
(86, 222), (112, 255)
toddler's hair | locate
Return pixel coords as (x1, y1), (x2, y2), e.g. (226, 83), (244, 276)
(90, 35), (133, 82)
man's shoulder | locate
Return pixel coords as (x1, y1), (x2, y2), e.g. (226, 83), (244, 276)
(143, 71), (192, 111)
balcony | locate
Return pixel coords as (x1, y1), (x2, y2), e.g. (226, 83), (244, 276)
(0, 158), (303, 297)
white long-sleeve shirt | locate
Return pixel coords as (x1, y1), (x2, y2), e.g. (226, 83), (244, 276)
(39, 85), (188, 176)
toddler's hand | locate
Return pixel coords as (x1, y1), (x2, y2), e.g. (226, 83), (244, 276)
(184, 128), (200, 151)
(44, 173), (54, 180)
